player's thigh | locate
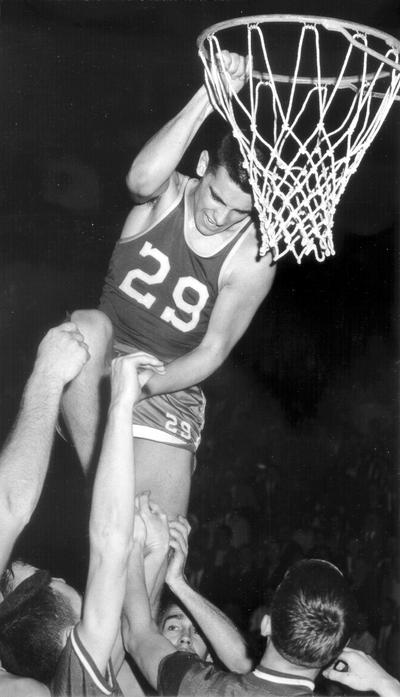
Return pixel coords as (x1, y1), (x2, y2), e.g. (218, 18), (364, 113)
(134, 438), (192, 517)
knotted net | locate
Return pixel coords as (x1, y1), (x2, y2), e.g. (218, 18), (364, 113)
(197, 15), (400, 263)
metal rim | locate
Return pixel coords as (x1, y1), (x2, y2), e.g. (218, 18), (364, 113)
(197, 14), (400, 84)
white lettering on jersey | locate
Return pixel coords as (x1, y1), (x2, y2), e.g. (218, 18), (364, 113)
(119, 242), (209, 333)
(161, 276), (209, 332)
(119, 241), (170, 309)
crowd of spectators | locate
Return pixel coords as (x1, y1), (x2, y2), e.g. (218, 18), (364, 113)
(186, 371), (399, 681)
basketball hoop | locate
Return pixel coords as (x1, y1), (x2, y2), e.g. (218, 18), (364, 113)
(197, 15), (400, 263)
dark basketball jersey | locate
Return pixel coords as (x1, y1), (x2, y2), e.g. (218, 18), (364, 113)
(158, 652), (315, 696)
(51, 627), (122, 696)
(99, 178), (251, 362)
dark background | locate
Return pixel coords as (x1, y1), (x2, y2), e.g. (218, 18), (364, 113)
(0, 0), (398, 589)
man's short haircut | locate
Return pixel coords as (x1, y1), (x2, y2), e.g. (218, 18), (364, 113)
(206, 131), (253, 195)
(0, 570), (76, 684)
(270, 559), (356, 669)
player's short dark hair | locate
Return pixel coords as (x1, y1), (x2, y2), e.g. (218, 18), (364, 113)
(270, 559), (356, 669)
(0, 570), (77, 685)
(206, 131), (253, 194)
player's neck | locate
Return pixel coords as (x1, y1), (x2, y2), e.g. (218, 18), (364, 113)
(260, 640), (319, 681)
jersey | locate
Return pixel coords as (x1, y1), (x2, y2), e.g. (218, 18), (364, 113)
(99, 176), (252, 452)
(99, 176), (252, 363)
(50, 626), (122, 697)
(158, 652), (316, 696)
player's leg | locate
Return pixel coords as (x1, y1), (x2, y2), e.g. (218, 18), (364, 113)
(134, 439), (192, 517)
(61, 309), (113, 476)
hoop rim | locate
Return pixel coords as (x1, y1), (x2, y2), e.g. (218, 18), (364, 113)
(197, 14), (400, 82)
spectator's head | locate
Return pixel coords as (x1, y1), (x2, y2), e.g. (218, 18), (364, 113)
(0, 561), (81, 684)
(354, 610), (369, 636)
(260, 559), (356, 672)
(293, 527), (315, 554)
(158, 593), (208, 660)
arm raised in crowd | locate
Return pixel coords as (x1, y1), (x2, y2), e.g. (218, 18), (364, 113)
(77, 353), (164, 675)
(167, 517), (252, 673)
(0, 322), (89, 577)
(323, 648), (400, 697)
(135, 493), (170, 611)
(122, 510), (176, 690)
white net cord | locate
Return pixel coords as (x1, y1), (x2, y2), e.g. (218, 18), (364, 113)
(199, 20), (400, 263)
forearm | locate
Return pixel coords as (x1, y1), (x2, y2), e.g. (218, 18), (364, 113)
(89, 400), (134, 544)
(168, 577), (251, 672)
(375, 677), (400, 697)
(143, 341), (225, 397)
(123, 543), (156, 653)
(0, 369), (63, 521)
(126, 87), (212, 199)
(144, 550), (169, 615)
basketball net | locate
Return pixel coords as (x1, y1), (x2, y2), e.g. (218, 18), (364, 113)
(198, 16), (400, 262)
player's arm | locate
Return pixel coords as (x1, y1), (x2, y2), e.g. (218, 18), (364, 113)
(323, 648), (400, 697)
(122, 514), (176, 690)
(0, 323), (89, 576)
(167, 517), (252, 673)
(135, 494), (170, 613)
(78, 352), (164, 675)
(142, 252), (275, 397)
(126, 52), (248, 203)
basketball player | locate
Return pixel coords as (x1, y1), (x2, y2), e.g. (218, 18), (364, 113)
(62, 50), (276, 516)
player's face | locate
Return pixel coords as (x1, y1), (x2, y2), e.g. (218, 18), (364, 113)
(7, 560), (82, 619)
(193, 164), (253, 236)
(161, 603), (208, 659)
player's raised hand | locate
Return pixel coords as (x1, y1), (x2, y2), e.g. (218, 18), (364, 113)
(110, 352), (165, 406)
(217, 50), (249, 94)
(323, 648), (400, 696)
(166, 515), (191, 588)
(136, 492), (170, 556)
(34, 321), (90, 385)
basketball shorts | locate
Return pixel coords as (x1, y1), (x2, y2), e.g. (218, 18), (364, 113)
(113, 341), (206, 454)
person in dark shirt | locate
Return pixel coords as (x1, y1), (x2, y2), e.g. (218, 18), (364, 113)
(123, 506), (358, 696)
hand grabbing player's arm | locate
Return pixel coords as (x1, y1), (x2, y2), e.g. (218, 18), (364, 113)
(79, 352), (164, 675)
(126, 52), (248, 203)
(0, 322), (89, 575)
(166, 517), (251, 673)
(323, 648), (400, 697)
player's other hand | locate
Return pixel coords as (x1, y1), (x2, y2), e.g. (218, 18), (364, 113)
(136, 492), (169, 556)
(34, 321), (90, 386)
(110, 352), (165, 406)
(217, 50), (249, 94)
(323, 648), (400, 696)
(166, 515), (191, 589)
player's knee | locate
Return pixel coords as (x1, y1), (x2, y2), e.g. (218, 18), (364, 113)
(70, 309), (113, 349)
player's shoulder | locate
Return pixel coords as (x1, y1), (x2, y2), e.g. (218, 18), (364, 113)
(227, 226), (276, 285)
(120, 171), (188, 241)
(150, 170), (187, 207)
